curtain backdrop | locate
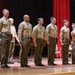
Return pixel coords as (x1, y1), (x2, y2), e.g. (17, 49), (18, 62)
(53, 0), (70, 57)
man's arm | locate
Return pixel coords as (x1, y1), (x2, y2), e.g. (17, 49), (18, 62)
(0, 19), (3, 34)
(60, 28), (64, 43)
(46, 25), (50, 44)
(56, 26), (58, 38)
(0, 19), (3, 43)
(44, 29), (47, 46)
(30, 24), (33, 37)
(71, 31), (75, 39)
(13, 26), (20, 43)
(18, 23), (24, 44)
(32, 26), (37, 47)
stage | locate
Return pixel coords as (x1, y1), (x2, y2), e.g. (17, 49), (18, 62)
(0, 58), (75, 75)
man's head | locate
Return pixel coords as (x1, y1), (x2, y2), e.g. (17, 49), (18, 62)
(50, 17), (56, 24)
(38, 18), (44, 26)
(63, 20), (69, 27)
(2, 9), (9, 18)
(9, 18), (14, 25)
(72, 23), (75, 30)
(23, 15), (30, 22)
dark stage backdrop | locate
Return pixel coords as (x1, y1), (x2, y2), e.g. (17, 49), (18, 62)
(0, 0), (75, 57)
(70, 0), (75, 31)
(1, 0), (53, 56)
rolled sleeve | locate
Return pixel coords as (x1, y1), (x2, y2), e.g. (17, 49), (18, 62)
(0, 19), (3, 34)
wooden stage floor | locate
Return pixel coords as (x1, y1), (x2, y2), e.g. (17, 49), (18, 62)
(0, 58), (75, 75)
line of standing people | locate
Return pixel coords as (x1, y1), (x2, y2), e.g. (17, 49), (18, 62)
(0, 9), (75, 68)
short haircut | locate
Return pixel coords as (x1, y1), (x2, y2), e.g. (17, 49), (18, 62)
(50, 17), (55, 21)
(38, 18), (43, 21)
(9, 18), (14, 21)
(63, 20), (68, 23)
(72, 23), (75, 26)
(2, 9), (9, 13)
(23, 14), (29, 18)
(72, 23), (75, 28)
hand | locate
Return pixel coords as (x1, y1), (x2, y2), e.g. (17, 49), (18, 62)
(31, 37), (34, 44)
(0, 39), (1, 42)
(56, 38), (58, 44)
(0, 39), (1, 44)
(47, 41), (50, 45)
(44, 40), (47, 47)
(34, 43), (37, 47)
(61, 42), (64, 45)
(71, 41), (72, 44)
(18, 41), (22, 46)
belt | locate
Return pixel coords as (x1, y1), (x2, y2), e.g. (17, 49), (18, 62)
(36, 38), (43, 40)
(1, 33), (10, 36)
(1, 32), (10, 34)
(49, 38), (56, 39)
(62, 38), (69, 43)
(22, 37), (31, 39)
(49, 37), (56, 39)
(62, 38), (69, 40)
(72, 41), (75, 43)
